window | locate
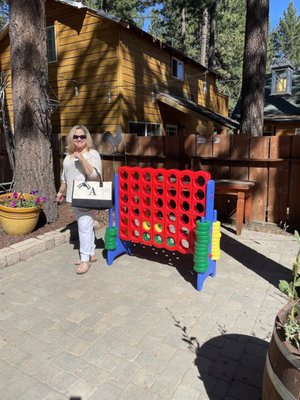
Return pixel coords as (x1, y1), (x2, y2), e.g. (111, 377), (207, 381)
(46, 26), (57, 63)
(295, 128), (300, 136)
(172, 57), (184, 81)
(166, 124), (178, 136)
(129, 122), (162, 136)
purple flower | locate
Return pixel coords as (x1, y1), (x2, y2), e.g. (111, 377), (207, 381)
(2, 190), (46, 208)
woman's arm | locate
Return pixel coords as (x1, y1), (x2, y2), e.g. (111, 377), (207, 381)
(55, 182), (67, 202)
(74, 150), (102, 178)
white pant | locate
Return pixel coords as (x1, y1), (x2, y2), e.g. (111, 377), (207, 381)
(72, 208), (97, 262)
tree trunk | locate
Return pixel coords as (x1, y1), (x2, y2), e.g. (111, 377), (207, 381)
(9, 0), (58, 222)
(208, 2), (216, 70)
(181, 7), (186, 53)
(0, 72), (15, 173)
(240, 0), (269, 136)
(200, 8), (209, 66)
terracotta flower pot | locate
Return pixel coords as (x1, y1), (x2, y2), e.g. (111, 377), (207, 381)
(0, 193), (41, 235)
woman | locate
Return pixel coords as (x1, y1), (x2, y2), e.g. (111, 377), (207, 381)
(55, 125), (102, 274)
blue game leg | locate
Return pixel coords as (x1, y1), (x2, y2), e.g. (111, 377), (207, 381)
(196, 259), (216, 290)
(107, 237), (132, 265)
(197, 270), (211, 291)
(106, 173), (132, 265)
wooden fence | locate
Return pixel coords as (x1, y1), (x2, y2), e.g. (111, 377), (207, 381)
(1, 133), (300, 228)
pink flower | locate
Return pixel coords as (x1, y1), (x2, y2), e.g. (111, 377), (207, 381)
(13, 192), (18, 199)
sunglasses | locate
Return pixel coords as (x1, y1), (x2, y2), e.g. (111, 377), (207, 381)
(73, 135), (87, 140)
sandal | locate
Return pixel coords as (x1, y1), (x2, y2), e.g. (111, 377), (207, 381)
(74, 256), (97, 266)
(76, 262), (91, 275)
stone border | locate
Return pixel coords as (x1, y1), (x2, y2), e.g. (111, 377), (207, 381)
(0, 226), (79, 269)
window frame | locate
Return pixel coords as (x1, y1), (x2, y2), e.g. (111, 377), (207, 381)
(166, 124), (178, 136)
(128, 121), (162, 136)
(46, 25), (57, 63)
(171, 57), (184, 81)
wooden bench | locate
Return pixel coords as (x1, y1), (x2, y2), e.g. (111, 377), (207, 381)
(215, 179), (256, 235)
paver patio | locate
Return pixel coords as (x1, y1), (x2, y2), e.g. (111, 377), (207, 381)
(0, 226), (297, 399)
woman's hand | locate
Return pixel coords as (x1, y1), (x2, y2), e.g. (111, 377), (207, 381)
(73, 151), (94, 176)
(55, 192), (65, 203)
(73, 151), (84, 161)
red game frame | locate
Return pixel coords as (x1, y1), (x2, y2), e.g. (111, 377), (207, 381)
(118, 166), (211, 255)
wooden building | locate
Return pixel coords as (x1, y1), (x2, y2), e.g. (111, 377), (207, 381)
(0, 0), (238, 143)
(263, 59), (300, 136)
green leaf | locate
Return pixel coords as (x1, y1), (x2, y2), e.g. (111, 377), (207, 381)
(293, 262), (299, 276)
(295, 230), (300, 244)
(294, 277), (300, 287)
(279, 280), (293, 297)
(294, 305), (300, 316)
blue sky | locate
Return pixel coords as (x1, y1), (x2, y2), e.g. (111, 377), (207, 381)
(270, 0), (300, 29)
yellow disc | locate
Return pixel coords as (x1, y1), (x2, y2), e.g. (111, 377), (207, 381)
(143, 221), (151, 231)
(154, 223), (163, 233)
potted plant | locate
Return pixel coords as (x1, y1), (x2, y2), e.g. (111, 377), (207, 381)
(0, 191), (46, 235)
(262, 231), (300, 399)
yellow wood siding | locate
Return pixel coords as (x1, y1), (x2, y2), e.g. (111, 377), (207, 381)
(0, 34), (13, 128)
(0, 0), (229, 138)
(118, 26), (228, 135)
(46, 3), (119, 134)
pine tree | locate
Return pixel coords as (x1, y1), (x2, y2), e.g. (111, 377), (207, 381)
(269, 2), (300, 66)
(148, 0), (204, 61)
(0, 0), (8, 30)
(240, 0), (269, 136)
(82, 0), (146, 25)
(8, 0), (58, 222)
(214, 0), (246, 111)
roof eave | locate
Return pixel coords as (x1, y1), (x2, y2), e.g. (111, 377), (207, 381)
(157, 92), (239, 130)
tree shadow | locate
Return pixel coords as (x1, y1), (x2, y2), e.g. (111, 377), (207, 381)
(194, 334), (266, 399)
(167, 308), (266, 400)
(221, 230), (291, 288)
(65, 225), (292, 292)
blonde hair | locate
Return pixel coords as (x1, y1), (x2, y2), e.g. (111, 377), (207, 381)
(66, 125), (94, 153)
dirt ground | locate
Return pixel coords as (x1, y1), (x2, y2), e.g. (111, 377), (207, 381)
(0, 202), (109, 250)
